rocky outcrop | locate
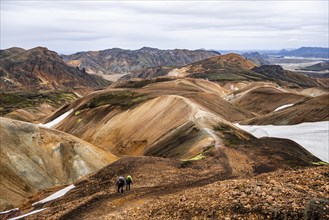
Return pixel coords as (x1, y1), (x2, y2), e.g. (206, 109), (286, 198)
(0, 47), (109, 92)
(63, 47), (220, 75)
(242, 52), (270, 66)
(252, 65), (322, 87)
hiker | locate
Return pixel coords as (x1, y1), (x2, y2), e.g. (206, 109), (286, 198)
(117, 176), (126, 194)
(126, 175), (133, 191)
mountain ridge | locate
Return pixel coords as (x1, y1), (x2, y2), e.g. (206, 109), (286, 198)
(0, 47), (109, 92)
(62, 47), (220, 75)
(277, 47), (329, 58)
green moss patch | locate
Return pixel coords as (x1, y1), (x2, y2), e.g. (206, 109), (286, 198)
(311, 161), (328, 166)
(0, 91), (78, 115)
(80, 90), (149, 110)
(214, 124), (254, 147)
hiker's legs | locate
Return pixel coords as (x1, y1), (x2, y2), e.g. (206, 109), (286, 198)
(118, 183), (124, 193)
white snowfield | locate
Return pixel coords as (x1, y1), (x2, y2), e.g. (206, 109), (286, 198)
(32, 184), (75, 206)
(41, 109), (73, 128)
(274, 104), (294, 112)
(237, 121), (329, 163)
(8, 208), (47, 220)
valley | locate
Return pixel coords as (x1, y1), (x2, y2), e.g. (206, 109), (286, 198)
(0, 46), (328, 219)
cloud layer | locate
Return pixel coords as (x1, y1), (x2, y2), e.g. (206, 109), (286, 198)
(1, 1), (328, 54)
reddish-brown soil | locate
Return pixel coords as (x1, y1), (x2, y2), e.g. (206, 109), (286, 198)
(4, 155), (326, 220)
(242, 94), (329, 125)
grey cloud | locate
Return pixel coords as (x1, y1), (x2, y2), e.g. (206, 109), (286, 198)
(1, 0), (328, 53)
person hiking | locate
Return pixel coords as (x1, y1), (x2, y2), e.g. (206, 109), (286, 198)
(126, 175), (133, 191)
(117, 176), (126, 194)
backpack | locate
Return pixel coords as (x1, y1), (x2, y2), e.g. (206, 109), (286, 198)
(118, 176), (125, 184)
(126, 175), (132, 182)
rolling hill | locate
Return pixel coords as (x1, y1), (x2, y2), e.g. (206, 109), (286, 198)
(168, 53), (259, 80)
(0, 91), (78, 123)
(230, 86), (309, 115)
(167, 53), (322, 87)
(47, 78), (254, 159)
(0, 117), (117, 211)
(299, 61), (329, 72)
(241, 94), (329, 125)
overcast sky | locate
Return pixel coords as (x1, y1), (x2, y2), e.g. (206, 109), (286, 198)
(1, 0), (328, 54)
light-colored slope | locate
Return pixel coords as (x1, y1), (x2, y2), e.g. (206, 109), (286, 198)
(231, 86), (308, 115)
(88, 95), (228, 159)
(242, 94), (329, 125)
(49, 78), (256, 161)
(0, 117), (117, 211)
(140, 78), (230, 98)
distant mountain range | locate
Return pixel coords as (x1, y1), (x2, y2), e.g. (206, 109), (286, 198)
(0, 47), (109, 92)
(220, 47), (329, 58)
(276, 47), (329, 58)
(62, 47), (220, 75)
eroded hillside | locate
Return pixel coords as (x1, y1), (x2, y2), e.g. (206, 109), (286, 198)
(0, 118), (117, 211)
(0, 47), (109, 92)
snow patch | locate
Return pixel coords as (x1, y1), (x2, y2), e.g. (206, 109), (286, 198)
(274, 104), (294, 112)
(236, 121), (329, 162)
(0, 208), (18, 214)
(8, 208), (47, 220)
(41, 109), (73, 128)
(32, 184), (75, 206)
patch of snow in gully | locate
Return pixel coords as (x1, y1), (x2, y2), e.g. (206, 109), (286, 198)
(32, 184), (75, 206)
(236, 121), (329, 162)
(8, 208), (47, 220)
(274, 104), (294, 112)
(41, 109), (73, 128)
(0, 208), (19, 214)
